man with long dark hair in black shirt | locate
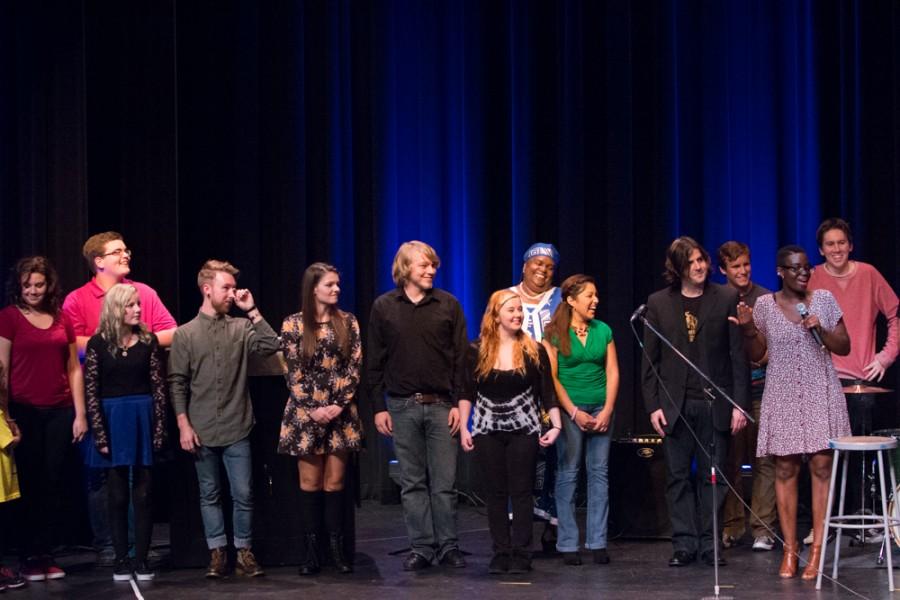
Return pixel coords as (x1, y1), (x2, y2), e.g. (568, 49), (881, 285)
(367, 241), (469, 571)
(641, 237), (749, 568)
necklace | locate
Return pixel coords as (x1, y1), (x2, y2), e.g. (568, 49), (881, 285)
(516, 284), (545, 302)
(118, 333), (135, 357)
(573, 324), (588, 337)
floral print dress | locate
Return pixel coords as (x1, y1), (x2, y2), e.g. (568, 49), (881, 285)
(754, 290), (851, 456)
(278, 312), (363, 456)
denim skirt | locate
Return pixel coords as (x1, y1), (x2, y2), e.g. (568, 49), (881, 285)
(82, 394), (154, 468)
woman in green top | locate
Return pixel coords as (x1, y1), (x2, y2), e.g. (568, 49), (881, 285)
(543, 274), (619, 566)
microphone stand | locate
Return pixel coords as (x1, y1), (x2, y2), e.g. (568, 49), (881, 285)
(635, 311), (754, 600)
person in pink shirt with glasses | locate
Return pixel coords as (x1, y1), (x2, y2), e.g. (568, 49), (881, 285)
(64, 232), (177, 353)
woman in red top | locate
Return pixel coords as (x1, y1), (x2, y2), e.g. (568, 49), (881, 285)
(0, 256), (87, 581)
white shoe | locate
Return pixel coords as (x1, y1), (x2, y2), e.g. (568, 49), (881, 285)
(803, 528), (835, 545)
(802, 529), (814, 545)
(752, 536), (775, 551)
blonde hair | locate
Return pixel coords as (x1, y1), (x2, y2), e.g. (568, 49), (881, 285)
(97, 284), (153, 356)
(391, 241), (441, 286)
(197, 259), (240, 292)
(475, 289), (539, 379)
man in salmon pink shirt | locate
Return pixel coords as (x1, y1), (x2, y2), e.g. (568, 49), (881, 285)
(809, 217), (899, 521)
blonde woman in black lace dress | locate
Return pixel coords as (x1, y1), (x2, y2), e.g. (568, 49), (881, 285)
(83, 283), (167, 582)
(278, 263), (362, 575)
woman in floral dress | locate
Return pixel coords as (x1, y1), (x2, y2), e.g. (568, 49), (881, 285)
(735, 245), (850, 581)
(278, 263), (362, 576)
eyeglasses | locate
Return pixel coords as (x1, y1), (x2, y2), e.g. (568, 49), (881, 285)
(779, 264), (811, 275)
(101, 248), (132, 258)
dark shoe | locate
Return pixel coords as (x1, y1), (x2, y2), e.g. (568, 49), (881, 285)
(541, 523), (558, 553)
(439, 549), (466, 568)
(134, 560), (155, 581)
(403, 553), (431, 571)
(235, 548), (264, 577)
(508, 551), (532, 574)
(668, 551), (695, 567)
(298, 534), (320, 576)
(206, 547), (228, 579)
(113, 558), (132, 582)
(562, 552), (582, 566)
(701, 550), (726, 567)
(592, 548), (610, 564)
(488, 553), (509, 574)
(329, 533), (353, 574)
(0, 566), (27, 590)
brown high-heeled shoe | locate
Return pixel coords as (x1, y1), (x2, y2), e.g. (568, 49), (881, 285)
(801, 544), (822, 580)
(779, 542), (799, 578)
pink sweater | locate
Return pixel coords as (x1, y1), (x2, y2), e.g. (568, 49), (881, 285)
(809, 261), (899, 380)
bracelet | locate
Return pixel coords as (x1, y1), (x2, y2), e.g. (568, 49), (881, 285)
(570, 407), (579, 421)
(551, 426), (561, 431)
(246, 306), (257, 314)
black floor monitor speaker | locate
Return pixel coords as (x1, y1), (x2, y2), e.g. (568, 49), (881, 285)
(609, 435), (671, 539)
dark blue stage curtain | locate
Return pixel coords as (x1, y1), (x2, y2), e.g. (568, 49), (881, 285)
(364, 0), (850, 318)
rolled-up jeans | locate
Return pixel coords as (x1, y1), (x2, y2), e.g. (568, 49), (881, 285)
(386, 396), (459, 561)
(555, 406), (611, 552)
(193, 437), (253, 550)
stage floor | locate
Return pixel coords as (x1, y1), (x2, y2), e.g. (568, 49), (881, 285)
(5, 500), (895, 599)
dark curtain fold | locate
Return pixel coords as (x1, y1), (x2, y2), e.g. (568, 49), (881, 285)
(2, 0), (899, 498)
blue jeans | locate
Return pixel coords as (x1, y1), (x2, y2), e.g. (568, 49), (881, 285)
(555, 407), (611, 552)
(193, 437), (253, 549)
(386, 397), (459, 561)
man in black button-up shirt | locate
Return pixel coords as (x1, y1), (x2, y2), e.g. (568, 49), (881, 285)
(368, 241), (469, 570)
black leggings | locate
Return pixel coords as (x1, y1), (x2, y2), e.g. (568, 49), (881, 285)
(474, 431), (539, 553)
(108, 466), (153, 562)
(9, 403), (73, 558)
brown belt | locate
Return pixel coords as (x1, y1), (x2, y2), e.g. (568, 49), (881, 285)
(390, 393), (449, 404)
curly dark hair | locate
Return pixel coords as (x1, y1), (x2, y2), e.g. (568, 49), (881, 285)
(6, 256), (63, 316)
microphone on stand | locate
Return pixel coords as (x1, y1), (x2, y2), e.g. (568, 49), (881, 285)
(796, 303), (825, 350)
(630, 304), (648, 322)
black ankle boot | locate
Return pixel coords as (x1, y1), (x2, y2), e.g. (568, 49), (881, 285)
(329, 533), (352, 574)
(541, 523), (558, 554)
(298, 533), (320, 576)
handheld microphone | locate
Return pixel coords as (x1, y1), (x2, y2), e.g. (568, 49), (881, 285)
(796, 303), (825, 349)
(630, 304), (648, 322)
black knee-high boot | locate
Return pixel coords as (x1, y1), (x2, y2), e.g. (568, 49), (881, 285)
(324, 490), (351, 573)
(298, 490), (322, 576)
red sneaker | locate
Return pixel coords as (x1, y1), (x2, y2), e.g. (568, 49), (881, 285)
(20, 559), (45, 582)
(43, 558), (66, 580)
